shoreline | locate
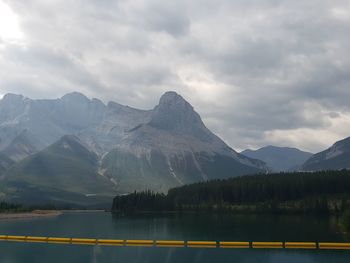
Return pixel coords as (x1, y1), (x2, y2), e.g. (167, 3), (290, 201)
(0, 210), (62, 220)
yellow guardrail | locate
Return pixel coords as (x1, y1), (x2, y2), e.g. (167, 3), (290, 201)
(97, 239), (124, 246)
(1, 235), (350, 250)
(285, 242), (317, 249)
(47, 237), (71, 244)
(156, 240), (185, 247)
(71, 238), (97, 245)
(252, 242), (283, 249)
(187, 241), (217, 248)
(319, 242), (350, 250)
(26, 236), (48, 243)
(126, 240), (154, 247)
(220, 241), (249, 248)
(6, 235), (27, 242)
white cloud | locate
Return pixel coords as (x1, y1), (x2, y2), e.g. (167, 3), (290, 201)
(264, 112), (350, 153)
(331, 6), (350, 21)
(1, 0), (350, 153)
(0, 0), (24, 41)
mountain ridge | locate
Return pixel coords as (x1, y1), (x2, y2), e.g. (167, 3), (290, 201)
(302, 137), (350, 171)
(241, 146), (313, 172)
(99, 91), (267, 192)
(0, 91), (267, 204)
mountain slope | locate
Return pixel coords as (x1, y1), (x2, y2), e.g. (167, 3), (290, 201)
(1, 135), (116, 206)
(0, 153), (14, 178)
(101, 92), (267, 192)
(3, 129), (45, 162)
(302, 137), (350, 171)
(0, 92), (151, 159)
(0, 91), (267, 199)
(241, 146), (313, 172)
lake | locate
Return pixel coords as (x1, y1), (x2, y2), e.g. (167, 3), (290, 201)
(0, 212), (350, 262)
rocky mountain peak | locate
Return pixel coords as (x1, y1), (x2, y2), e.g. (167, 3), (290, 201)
(61, 92), (90, 103)
(1, 94), (27, 107)
(149, 91), (205, 133)
(158, 91), (188, 105)
(0, 94), (30, 122)
(2, 93), (25, 102)
(157, 91), (195, 115)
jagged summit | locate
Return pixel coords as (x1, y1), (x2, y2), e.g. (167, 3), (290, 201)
(1, 94), (28, 109)
(158, 91), (189, 105)
(2, 93), (25, 101)
(149, 91), (205, 134)
(61, 92), (90, 102)
(157, 91), (194, 113)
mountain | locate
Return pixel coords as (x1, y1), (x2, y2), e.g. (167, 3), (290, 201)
(1, 135), (116, 206)
(241, 146), (313, 172)
(2, 129), (44, 162)
(0, 92), (151, 159)
(302, 137), (350, 171)
(0, 153), (14, 178)
(101, 92), (267, 192)
(0, 91), (267, 203)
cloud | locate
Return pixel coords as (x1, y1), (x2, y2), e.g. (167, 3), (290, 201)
(1, 0), (350, 152)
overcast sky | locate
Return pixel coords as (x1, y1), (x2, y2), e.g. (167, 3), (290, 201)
(1, 0), (350, 153)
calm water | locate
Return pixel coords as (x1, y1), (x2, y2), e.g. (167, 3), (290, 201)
(0, 212), (350, 262)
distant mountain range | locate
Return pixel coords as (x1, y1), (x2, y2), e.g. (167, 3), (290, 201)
(0, 91), (267, 206)
(1, 91), (350, 207)
(241, 146), (313, 172)
(302, 137), (350, 171)
(242, 137), (350, 173)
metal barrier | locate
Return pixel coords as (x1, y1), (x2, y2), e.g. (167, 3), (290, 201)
(1, 235), (350, 250)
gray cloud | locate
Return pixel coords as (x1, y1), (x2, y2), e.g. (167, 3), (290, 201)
(1, 0), (350, 152)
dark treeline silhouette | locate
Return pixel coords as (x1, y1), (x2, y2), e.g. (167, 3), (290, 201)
(0, 202), (68, 213)
(112, 170), (350, 214)
(112, 191), (171, 213)
(0, 202), (30, 213)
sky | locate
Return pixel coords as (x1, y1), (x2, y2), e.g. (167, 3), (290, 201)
(0, 0), (350, 153)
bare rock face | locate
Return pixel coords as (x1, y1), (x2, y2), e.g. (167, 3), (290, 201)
(149, 91), (207, 134)
(101, 91), (267, 193)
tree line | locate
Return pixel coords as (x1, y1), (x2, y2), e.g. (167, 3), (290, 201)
(0, 202), (29, 213)
(112, 170), (350, 214)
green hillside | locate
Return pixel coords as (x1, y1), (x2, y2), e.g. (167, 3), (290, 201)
(1, 135), (116, 207)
